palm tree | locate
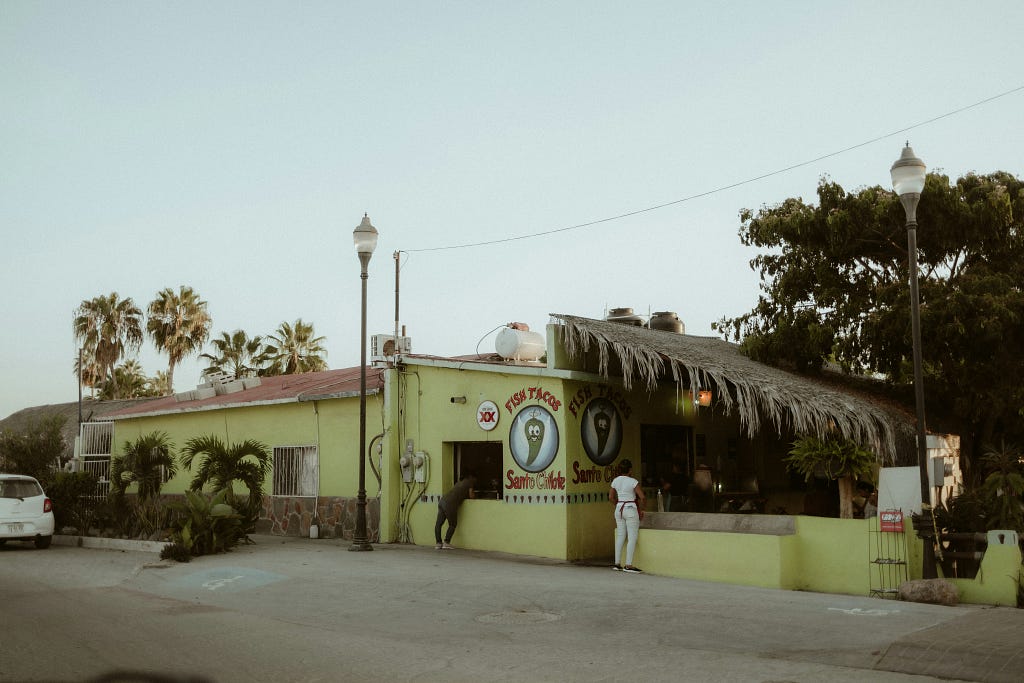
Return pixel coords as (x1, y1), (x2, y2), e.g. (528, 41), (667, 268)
(180, 435), (271, 513)
(146, 371), (170, 397)
(73, 293), (144, 399)
(73, 352), (103, 399)
(200, 330), (268, 379)
(111, 431), (177, 501)
(147, 286), (212, 395)
(98, 360), (150, 399)
(263, 319), (328, 375)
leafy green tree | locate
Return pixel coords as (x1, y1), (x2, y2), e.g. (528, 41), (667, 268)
(0, 413), (67, 482)
(111, 431), (177, 501)
(201, 329), (268, 379)
(262, 319), (328, 375)
(180, 435), (271, 526)
(978, 441), (1024, 532)
(73, 292), (144, 400)
(717, 172), (1024, 475)
(147, 286), (212, 395)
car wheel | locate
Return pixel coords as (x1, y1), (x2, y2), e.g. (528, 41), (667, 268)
(35, 535), (52, 549)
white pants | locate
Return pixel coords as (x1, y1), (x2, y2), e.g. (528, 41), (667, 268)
(614, 502), (640, 566)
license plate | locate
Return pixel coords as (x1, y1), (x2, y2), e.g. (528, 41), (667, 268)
(4, 522), (24, 533)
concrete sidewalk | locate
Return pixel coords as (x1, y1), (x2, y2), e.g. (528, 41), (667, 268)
(876, 607), (1024, 683)
(60, 533), (1024, 682)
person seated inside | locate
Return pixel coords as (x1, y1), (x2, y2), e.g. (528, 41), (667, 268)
(855, 481), (878, 519)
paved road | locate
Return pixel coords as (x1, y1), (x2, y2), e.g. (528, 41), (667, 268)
(1, 535), (1019, 682)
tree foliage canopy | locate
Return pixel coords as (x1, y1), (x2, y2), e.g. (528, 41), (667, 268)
(0, 413), (67, 482)
(112, 431), (177, 501)
(263, 319), (328, 375)
(201, 329), (268, 379)
(147, 285), (212, 395)
(717, 171), (1024, 466)
(73, 292), (144, 400)
(180, 435), (271, 510)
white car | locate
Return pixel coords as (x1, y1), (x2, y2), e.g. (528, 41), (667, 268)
(0, 474), (55, 549)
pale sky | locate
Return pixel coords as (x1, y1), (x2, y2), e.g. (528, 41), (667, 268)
(2, 2), (1023, 420)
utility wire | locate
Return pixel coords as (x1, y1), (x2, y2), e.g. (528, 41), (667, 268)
(405, 84), (1024, 254)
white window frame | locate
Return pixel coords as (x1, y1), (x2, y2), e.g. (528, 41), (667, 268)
(273, 445), (318, 497)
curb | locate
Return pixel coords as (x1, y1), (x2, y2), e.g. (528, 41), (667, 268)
(53, 534), (170, 553)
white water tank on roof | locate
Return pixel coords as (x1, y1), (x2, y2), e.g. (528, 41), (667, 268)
(495, 324), (545, 361)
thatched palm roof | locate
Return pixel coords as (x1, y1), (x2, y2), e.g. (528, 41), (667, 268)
(551, 314), (915, 463)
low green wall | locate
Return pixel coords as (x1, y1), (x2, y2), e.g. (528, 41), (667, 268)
(633, 514), (1021, 604)
(945, 531), (1021, 607)
(633, 514), (896, 596)
(634, 527), (792, 588)
(634, 514), (868, 592)
(789, 516), (871, 595)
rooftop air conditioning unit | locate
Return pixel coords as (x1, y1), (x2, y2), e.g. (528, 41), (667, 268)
(371, 334), (412, 360)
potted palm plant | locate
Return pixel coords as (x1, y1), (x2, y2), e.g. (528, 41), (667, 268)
(785, 435), (876, 518)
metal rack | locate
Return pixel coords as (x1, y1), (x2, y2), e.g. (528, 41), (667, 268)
(869, 509), (909, 598)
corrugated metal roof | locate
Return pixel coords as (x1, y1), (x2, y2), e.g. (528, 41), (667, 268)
(105, 366), (383, 420)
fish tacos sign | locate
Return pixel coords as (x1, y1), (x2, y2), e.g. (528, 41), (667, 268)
(503, 384), (632, 491)
(506, 386), (562, 474)
(568, 384), (631, 467)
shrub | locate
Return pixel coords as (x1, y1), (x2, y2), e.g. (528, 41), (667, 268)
(107, 494), (173, 539)
(179, 435), (270, 534)
(978, 442), (1024, 533)
(45, 471), (98, 533)
(933, 487), (988, 534)
(160, 542), (192, 563)
(166, 489), (244, 557)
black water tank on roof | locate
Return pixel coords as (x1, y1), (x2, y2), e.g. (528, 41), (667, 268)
(605, 307), (646, 326)
(649, 311), (684, 333)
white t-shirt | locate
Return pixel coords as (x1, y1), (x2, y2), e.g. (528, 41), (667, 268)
(611, 474), (639, 502)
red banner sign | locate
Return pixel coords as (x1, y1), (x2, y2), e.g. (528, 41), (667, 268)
(879, 509), (904, 532)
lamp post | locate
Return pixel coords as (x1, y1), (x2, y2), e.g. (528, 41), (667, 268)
(350, 213), (378, 552)
(890, 144), (937, 579)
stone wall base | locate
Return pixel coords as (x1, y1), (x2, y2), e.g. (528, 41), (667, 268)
(258, 495), (379, 541)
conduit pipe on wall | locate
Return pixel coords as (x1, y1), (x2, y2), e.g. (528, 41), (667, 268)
(368, 432), (384, 491)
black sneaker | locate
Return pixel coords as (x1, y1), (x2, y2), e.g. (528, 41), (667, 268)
(623, 566), (643, 573)
(612, 565), (623, 571)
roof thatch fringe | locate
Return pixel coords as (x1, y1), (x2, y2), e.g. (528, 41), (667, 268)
(551, 314), (913, 464)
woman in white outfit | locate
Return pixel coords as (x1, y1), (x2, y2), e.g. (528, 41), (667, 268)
(609, 459), (646, 573)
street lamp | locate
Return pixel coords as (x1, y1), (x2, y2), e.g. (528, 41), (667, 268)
(890, 144), (937, 579)
(350, 213), (378, 552)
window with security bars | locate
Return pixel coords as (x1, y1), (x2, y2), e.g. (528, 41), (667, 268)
(79, 421), (114, 456)
(273, 446), (318, 497)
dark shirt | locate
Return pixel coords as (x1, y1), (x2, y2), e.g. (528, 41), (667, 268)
(441, 477), (476, 508)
